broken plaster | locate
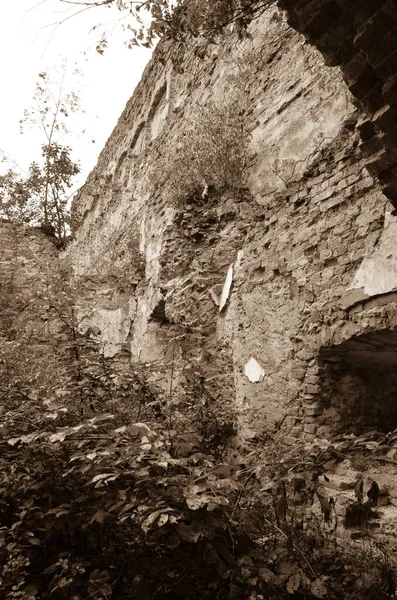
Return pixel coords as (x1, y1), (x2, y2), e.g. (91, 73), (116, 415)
(219, 265), (233, 312)
(244, 357), (265, 383)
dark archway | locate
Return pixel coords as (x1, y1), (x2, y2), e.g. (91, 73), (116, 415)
(319, 329), (397, 433)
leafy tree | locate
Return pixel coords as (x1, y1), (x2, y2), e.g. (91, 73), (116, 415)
(0, 145), (79, 242)
(1, 382), (396, 598)
(0, 169), (41, 225)
(0, 68), (81, 244)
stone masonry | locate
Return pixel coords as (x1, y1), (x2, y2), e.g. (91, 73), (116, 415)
(2, 3), (397, 550)
(64, 6), (397, 544)
(279, 0), (397, 206)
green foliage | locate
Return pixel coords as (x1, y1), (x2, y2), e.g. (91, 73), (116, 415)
(150, 96), (251, 203)
(1, 250), (395, 598)
(0, 404), (237, 598)
(174, 0), (275, 41)
(0, 170), (41, 225)
(1, 377), (396, 599)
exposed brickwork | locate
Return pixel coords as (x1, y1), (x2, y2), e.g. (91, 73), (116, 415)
(225, 118), (390, 439)
(2, 6), (393, 549)
(278, 0), (397, 206)
(66, 8), (397, 446)
(68, 10), (355, 428)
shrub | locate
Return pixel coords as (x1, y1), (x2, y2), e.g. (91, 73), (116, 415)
(1, 391), (396, 599)
(150, 96), (251, 204)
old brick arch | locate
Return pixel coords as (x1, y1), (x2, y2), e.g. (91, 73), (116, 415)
(319, 329), (397, 434)
(278, 0), (397, 207)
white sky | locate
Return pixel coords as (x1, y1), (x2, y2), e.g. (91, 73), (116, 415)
(0, 0), (152, 189)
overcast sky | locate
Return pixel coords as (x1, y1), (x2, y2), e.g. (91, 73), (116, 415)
(0, 0), (152, 189)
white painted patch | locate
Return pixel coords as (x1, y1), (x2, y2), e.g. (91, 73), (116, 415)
(244, 357), (265, 383)
(347, 211), (397, 297)
(235, 250), (244, 270)
(219, 265), (233, 312)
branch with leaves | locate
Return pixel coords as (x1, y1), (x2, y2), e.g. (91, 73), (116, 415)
(56, 0), (277, 51)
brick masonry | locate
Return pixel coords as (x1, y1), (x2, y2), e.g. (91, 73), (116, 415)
(278, 0), (397, 206)
(68, 8), (397, 443)
(3, 4), (397, 550)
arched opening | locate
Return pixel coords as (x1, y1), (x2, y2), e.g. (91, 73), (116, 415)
(319, 329), (397, 434)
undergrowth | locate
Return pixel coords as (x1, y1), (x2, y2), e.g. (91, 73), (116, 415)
(0, 387), (396, 599)
(149, 95), (251, 205)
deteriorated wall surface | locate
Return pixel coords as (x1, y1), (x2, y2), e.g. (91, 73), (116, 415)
(1, 6), (396, 547)
(68, 8), (397, 435)
(280, 0), (397, 205)
(69, 10), (355, 426)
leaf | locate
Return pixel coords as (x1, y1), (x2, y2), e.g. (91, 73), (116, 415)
(185, 489), (215, 511)
(24, 585), (39, 595)
(311, 578), (328, 599)
(89, 413), (114, 424)
(176, 522), (201, 543)
(20, 432), (39, 443)
(116, 501), (136, 516)
(95, 474), (119, 487)
(115, 426), (127, 434)
(287, 572), (301, 594)
(129, 423), (153, 438)
(88, 473), (115, 485)
(28, 537), (41, 546)
(7, 437), (20, 446)
(277, 561), (296, 575)
(89, 568), (110, 582)
(46, 506), (70, 518)
(91, 510), (108, 524)
(141, 509), (163, 534)
(49, 431), (66, 443)
(157, 513), (169, 528)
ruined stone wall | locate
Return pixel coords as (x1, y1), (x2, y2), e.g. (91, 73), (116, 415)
(68, 9), (355, 423)
(279, 0), (397, 205)
(65, 7), (397, 543)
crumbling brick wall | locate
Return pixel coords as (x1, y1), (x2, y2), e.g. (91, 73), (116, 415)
(65, 6), (397, 545)
(279, 0), (397, 205)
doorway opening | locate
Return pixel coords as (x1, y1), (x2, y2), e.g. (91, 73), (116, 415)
(319, 330), (397, 434)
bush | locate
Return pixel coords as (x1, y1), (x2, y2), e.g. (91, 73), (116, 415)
(1, 390), (396, 599)
(150, 96), (251, 204)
